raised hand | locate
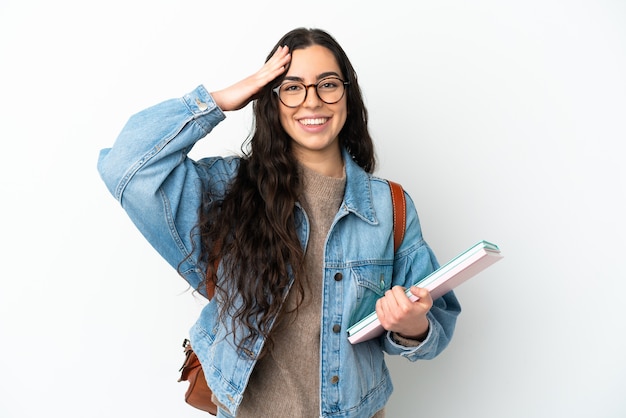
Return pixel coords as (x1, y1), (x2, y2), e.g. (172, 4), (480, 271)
(211, 45), (291, 112)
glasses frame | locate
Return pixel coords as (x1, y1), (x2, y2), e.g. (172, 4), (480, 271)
(272, 77), (349, 108)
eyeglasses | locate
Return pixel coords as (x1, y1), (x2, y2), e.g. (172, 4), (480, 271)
(273, 77), (349, 108)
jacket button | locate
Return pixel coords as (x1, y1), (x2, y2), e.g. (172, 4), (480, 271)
(330, 375), (339, 384)
(332, 324), (341, 333)
(334, 272), (343, 281)
(195, 98), (208, 111)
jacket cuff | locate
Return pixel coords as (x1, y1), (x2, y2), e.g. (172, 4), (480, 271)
(390, 332), (423, 347)
(182, 85), (226, 133)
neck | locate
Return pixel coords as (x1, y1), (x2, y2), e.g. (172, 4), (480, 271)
(294, 147), (344, 178)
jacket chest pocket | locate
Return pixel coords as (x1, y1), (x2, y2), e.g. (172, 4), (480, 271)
(348, 263), (393, 327)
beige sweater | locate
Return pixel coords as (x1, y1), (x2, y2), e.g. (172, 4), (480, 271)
(235, 165), (385, 418)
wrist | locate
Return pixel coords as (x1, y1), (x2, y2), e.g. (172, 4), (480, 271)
(397, 320), (430, 341)
(390, 332), (422, 347)
(397, 330), (428, 341)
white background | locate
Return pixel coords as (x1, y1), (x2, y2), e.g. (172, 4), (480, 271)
(1, 1), (625, 417)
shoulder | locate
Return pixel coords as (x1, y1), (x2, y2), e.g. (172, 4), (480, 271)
(369, 176), (419, 211)
(193, 155), (242, 193)
(368, 175), (410, 205)
(196, 154), (242, 172)
(367, 175), (408, 226)
(369, 175), (425, 244)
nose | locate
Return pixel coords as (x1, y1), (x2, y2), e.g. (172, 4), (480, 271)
(302, 84), (322, 108)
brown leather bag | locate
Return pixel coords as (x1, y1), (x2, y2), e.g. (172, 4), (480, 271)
(177, 180), (406, 415)
(178, 338), (217, 415)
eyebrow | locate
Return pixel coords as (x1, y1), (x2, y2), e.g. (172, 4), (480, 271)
(283, 71), (343, 82)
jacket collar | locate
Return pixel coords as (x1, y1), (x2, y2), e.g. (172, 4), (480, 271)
(341, 148), (378, 225)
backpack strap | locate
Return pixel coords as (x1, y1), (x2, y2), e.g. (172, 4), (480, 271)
(388, 180), (406, 253)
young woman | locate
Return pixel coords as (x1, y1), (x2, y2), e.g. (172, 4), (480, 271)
(98, 28), (461, 418)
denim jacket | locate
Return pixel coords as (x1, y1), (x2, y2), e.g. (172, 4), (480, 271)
(97, 85), (461, 418)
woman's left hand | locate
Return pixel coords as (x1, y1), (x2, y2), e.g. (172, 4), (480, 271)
(375, 285), (432, 340)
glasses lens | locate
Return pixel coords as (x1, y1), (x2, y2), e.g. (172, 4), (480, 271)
(278, 82), (306, 107)
(316, 78), (345, 104)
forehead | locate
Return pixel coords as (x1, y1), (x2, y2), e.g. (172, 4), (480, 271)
(286, 45), (342, 80)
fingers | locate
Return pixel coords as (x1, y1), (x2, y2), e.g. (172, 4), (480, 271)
(270, 45), (291, 68)
(258, 45), (291, 85)
(211, 46), (290, 112)
(408, 286), (433, 308)
(385, 286), (431, 310)
(375, 286), (432, 333)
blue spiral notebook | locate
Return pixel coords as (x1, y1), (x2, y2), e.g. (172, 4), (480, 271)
(347, 240), (503, 344)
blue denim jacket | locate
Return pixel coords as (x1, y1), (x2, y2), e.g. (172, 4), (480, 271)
(98, 85), (461, 418)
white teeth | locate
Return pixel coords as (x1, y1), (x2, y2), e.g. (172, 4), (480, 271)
(300, 118), (327, 126)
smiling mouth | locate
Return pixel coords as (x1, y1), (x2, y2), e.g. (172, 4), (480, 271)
(299, 117), (329, 126)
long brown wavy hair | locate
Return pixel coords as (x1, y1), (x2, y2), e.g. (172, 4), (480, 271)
(196, 28), (375, 354)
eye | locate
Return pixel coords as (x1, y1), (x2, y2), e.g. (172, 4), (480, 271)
(318, 78), (341, 91)
(280, 82), (304, 94)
